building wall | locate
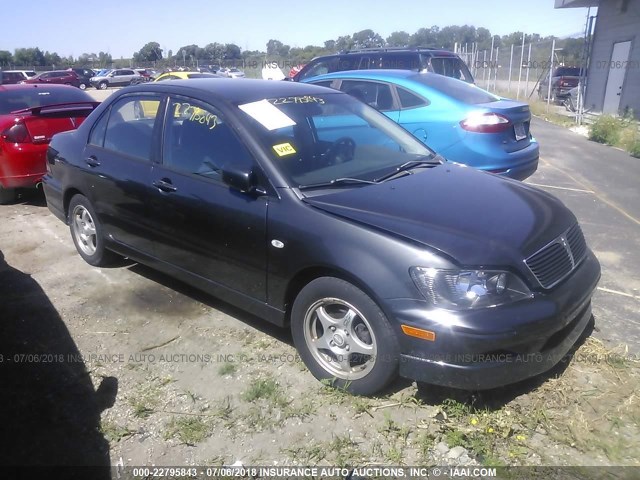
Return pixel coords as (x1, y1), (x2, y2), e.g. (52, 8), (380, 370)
(586, 0), (640, 117)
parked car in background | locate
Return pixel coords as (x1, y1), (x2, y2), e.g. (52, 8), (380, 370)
(219, 67), (245, 79)
(538, 66), (586, 103)
(89, 68), (142, 89)
(293, 47), (474, 83)
(22, 70), (81, 88)
(0, 84), (97, 203)
(305, 70), (538, 180)
(288, 64), (305, 78)
(134, 68), (155, 82)
(43, 79), (599, 395)
(153, 71), (222, 82)
(0, 70), (37, 85)
(68, 67), (95, 90)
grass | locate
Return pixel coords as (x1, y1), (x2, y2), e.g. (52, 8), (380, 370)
(164, 416), (212, 445)
(128, 379), (164, 418)
(100, 420), (136, 443)
(218, 361), (237, 376)
(242, 377), (286, 405)
(494, 87), (640, 157)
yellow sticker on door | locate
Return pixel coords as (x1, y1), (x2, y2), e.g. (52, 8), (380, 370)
(272, 142), (296, 157)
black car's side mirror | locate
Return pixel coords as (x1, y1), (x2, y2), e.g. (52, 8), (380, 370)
(221, 166), (266, 196)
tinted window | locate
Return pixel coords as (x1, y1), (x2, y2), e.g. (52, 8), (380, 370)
(89, 111), (109, 147)
(411, 73), (498, 104)
(397, 87), (428, 108)
(0, 87), (94, 114)
(162, 98), (253, 178)
(186, 73), (219, 79)
(429, 56), (474, 83)
(339, 80), (395, 111)
(297, 58), (340, 81)
(374, 54), (421, 70)
(103, 96), (162, 160)
(554, 67), (583, 77)
(312, 80), (334, 88)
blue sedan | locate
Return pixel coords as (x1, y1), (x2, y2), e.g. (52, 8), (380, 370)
(304, 70), (539, 180)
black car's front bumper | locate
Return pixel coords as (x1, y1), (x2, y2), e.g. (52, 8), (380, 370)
(386, 250), (601, 390)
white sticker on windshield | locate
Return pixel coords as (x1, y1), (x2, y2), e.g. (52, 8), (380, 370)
(238, 99), (296, 131)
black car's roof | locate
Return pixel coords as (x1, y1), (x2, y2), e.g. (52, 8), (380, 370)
(127, 78), (336, 105)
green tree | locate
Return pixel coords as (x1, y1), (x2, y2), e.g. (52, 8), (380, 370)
(136, 42), (162, 62)
(0, 50), (12, 66)
(352, 29), (384, 49)
(335, 35), (354, 52)
(44, 51), (62, 66)
(204, 43), (225, 62)
(386, 31), (410, 47)
(14, 47), (46, 66)
(266, 39), (284, 56)
(97, 51), (112, 67)
(224, 43), (242, 60)
(410, 27), (439, 47)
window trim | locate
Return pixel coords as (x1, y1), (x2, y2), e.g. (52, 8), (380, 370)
(88, 92), (166, 163)
(159, 94), (257, 184)
(396, 86), (430, 110)
(334, 79), (399, 112)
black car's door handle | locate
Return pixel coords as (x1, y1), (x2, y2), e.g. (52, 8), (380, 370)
(85, 156), (101, 167)
(153, 179), (177, 193)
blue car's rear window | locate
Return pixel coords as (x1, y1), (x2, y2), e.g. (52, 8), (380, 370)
(411, 73), (499, 105)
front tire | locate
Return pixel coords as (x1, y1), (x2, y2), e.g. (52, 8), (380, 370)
(291, 277), (400, 395)
(68, 194), (117, 267)
(79, 83), (87, 90)
(98, 81), (108, 90)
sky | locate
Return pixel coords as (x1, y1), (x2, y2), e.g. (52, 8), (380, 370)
(3, 0), (595, 58)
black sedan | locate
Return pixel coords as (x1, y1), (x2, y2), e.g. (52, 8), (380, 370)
(43, 79), (600, 395)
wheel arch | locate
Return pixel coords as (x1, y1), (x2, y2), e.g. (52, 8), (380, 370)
(282, 265), (387, 327)
(63, 187), (86, 221)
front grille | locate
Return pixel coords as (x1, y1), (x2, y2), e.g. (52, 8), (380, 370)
(525, 224), (587, 289)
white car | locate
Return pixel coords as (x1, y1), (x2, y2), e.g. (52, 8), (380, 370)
(225, 68), (245, 79)
(0, 70), (37, 84)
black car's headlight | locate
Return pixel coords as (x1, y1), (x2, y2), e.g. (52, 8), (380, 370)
(410, 267), (532, 310)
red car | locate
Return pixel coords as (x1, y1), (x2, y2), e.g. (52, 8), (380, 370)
(22, 70), (82, 88)
(0, 84), (98, 203)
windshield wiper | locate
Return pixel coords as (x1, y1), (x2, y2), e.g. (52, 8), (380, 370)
(298, 177), (377, 190)
(374, 155), (444, 183)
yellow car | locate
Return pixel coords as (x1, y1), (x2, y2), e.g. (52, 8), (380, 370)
(135, 72), (222, 117)
(154, 71), (221, 82)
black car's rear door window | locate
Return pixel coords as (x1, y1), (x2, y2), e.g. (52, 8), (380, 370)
(100, 96), (163, 161)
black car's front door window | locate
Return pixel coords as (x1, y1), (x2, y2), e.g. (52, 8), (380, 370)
(162, 98), (254, 180)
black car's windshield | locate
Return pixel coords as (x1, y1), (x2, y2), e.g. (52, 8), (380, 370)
(237, 93), (435, 187)
(0, 88), (95, 114)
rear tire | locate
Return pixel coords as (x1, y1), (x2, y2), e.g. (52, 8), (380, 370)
(0, 185), (17, 205)
(68, 194), (117, 267)
(291, 277), (400, 395)
(79, 83), (87, 90)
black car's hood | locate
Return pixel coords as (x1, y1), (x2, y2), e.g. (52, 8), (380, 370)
(303, 164), (576, 268)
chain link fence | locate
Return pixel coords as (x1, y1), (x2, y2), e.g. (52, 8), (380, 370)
(457, 38), (562, 101)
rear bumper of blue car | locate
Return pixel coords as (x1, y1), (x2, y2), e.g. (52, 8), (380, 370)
(443, 137), (539, 181)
